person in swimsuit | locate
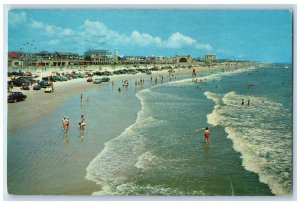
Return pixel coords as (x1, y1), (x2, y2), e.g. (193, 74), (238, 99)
(79, 115), (86, 130)
(204, 127), (211, 143)
(65, 117), (70, 132)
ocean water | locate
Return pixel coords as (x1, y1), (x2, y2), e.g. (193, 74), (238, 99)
(7, 65), (292, 196)
(86, 64), (292, 196)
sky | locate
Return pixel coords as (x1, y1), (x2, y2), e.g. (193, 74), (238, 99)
(8, 9), (293, 63)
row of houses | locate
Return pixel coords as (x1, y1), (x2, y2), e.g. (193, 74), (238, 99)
(8, 49), (218, 68)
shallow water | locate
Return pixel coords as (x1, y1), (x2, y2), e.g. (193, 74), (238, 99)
(86, 64), (292, 196)
(7, 65), (292, 196)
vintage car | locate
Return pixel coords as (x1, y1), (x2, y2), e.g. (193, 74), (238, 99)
(39, 80), (52, 88)
(101, 77), (110, 82)
(45, 87), (54, 93)
(93, 78), (102, 84)
(33, 84), (41, 90)
(21, 83), (30, 90)
(12, 78), (31, 87)
(87, 77), (93, 82)
(8, 92), (27, 103)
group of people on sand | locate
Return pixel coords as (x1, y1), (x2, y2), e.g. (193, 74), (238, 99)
(62, 115), (86, 132)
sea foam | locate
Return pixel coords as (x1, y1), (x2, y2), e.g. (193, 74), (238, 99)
(204, 91), (292, 196)
(86, 89), (168, 195)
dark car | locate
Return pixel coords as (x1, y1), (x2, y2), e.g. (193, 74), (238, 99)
(113, 70), (121, 75)
(42, 76), (56, 82)
(39, 80), (52, 88)
(53, 76), (63, 81)
(8, 92), (27, 103)
(12, 78), (31, 87)
(33, 84), (41, 90)
(101, 77), (110, 82)
(60, 76), (68, 81)
(18, 76), (35, 83)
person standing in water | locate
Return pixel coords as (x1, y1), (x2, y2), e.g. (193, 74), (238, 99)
(79, 115), (86, 130)
(241, 99), (244, 106)
(204, 127), (211, 143)
(247, 99), (250, 106)
(65, 117), (70, 132)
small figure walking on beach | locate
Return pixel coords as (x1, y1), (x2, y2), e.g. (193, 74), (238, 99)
(247, 99), (250, 106)
(80, 93), (83, 102)
(65, 117), (70, 132)
(204, 127), (211, 143)
(241, 99), (244, 106)
(192, 68), (196, 77)
(79, 115), (86, 130)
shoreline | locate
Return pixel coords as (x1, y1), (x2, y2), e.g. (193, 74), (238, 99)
(7, 65), (227, 133)
(6, 63), (273, 196)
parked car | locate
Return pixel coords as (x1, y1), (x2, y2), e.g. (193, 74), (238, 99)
(21, 83), (30, 90)
(39, 80), (52, 88)
(7, 92), (27, 103)
(18, 76), (35, 83)
(12, 78), (31, 87)
(33, 84), (41, 90)
(101, 77), (110, 82)
(45, 87), (54, 93)
(103, 71), (111, 76)
(93, 71), (103, 76)
(87, 77), (93, 82)
(127, 70), (138, 75)
(93, 78), (102, 84)
(60, 76), (68, 81)
(146, 70), (152, 75)
(53, 76), (63, 81)
(113, 70), (121, 75)
(42, 76), (56, 82)
(64, 74), (73, 80)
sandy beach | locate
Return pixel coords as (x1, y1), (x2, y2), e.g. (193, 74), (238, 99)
(7, 65), (223, 132)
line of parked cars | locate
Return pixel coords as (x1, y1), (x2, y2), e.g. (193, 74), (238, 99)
(92, 77), (110, 84)
(8, 66), (176, 103)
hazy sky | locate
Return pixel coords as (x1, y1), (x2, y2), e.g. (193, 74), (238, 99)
(8, 9), (292, 63)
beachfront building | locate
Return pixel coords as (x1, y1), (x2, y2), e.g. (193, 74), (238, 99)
(51, 52), (81, 66)
(8, 52), (25, 67)
(205, 54), (217, 62)
(84, 49), (114, 65)
(174, 55), (193, 64)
